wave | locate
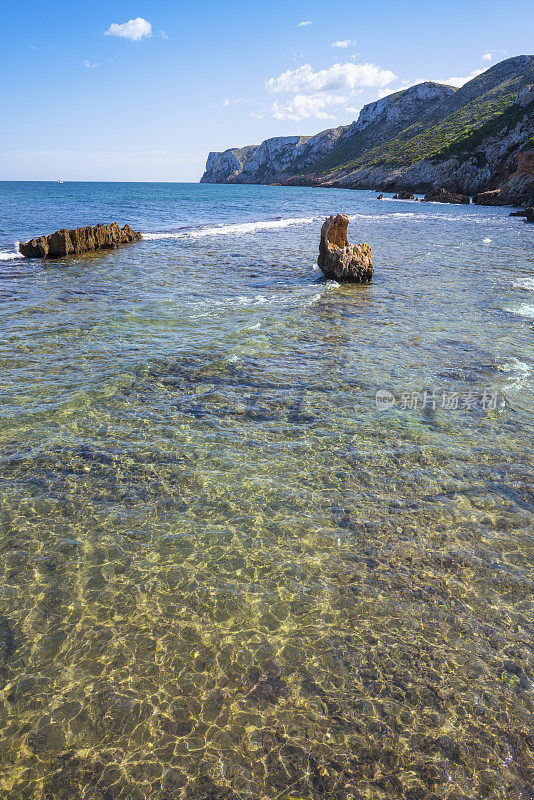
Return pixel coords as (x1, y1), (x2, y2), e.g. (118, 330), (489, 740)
(514, 276), (534, 291)
(0, 246), (23, 261)
(143, 216), (319, 240)
(141, 206), (511, 242)
(505, 302), (534, 319)
(500, 357), (534, 405)
(349, 211), (503, 224)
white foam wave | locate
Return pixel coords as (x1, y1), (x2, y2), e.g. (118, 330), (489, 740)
(349, 211), (483, 223)
(510, 303), (534, 319)
(483, 237), (492, 244)
(0, 245), (23, 261)
(143, 216), (318, 240)
(500, 358), (534, 400)
(506, 302), (534, 319)
(514, 276), (534, 291)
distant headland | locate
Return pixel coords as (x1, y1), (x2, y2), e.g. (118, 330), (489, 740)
(201, 55), (534, 208)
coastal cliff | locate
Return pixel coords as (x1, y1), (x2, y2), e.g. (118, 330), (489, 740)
(201, 82), (455, 186)
(201, 56), (534, 205)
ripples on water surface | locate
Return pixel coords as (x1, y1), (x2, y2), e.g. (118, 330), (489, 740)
(0, 182), (533, 799)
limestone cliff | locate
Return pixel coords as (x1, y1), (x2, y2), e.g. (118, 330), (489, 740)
(201, 82), (454, 185)
(201, 56), (534, 205)
(201, 131), (350, 185)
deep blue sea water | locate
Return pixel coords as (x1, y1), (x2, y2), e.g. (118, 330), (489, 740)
(0, 181), (533, 800)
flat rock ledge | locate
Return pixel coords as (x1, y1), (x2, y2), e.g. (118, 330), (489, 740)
(19, 223), (142, 258)
(318, 214), (373, 282)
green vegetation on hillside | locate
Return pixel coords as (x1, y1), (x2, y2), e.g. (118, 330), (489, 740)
(291, 57), (534, 177)
(432, 97), (534, 162)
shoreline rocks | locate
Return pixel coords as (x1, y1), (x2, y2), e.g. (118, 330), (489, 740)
(393, 191), (415, 200)
(473, 189), (505, 205)
(19, 223), (142, 258)
(318, 214), (373, 282)
(499, 149), (534, 208)
(422, 188), (470, 205)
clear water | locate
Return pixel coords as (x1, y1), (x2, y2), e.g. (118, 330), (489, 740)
(0, 182), (533, 800)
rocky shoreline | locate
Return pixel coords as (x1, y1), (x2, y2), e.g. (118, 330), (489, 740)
(201, 56), (534, 210)
(275, 147), (534, 210)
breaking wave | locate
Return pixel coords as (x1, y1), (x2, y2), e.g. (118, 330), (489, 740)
(143, 216), (319, 240)
(507, 302), (534, 319)
(514, 276), (534, 291)
(0, 246), (23, 261)
(141, 207), (511, 242)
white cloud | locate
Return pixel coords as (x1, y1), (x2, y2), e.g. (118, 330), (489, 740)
(105, 17), (152, 41)
(83, 59), (99, 69)
(270, 93), (349, 121)
(332, 39), (356, 48)
(481, 49), (506, 63)
(267, 61), (397, 94)
(298, 20), (312, 27)
(223, 97), (244, 106)
(444, 68), (483, 87)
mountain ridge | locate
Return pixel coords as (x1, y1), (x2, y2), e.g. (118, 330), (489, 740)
(201, 56), (534, 204)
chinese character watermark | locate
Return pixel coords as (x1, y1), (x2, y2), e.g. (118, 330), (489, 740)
(376, 388), (499, 411)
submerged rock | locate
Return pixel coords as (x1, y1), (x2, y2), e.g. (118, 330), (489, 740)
(246, 660), (287, 703)
(422, 188), (470, 205)
(0, 617), (15, 667)
(525, 207), (534, 223)
(19, 223), (142, 258)
(509, 209), (527, 217)
(317, 214), (373, 282)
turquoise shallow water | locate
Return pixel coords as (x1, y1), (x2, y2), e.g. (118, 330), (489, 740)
(0, 182), (533, 799)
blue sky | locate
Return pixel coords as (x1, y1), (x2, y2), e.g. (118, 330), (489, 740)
(1, 0), (533, 181)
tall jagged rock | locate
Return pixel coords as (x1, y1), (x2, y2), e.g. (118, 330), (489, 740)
(19, 223), (142, 258)
(318, 215), (373, 282)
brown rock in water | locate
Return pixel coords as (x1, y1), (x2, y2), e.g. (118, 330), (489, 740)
(422, 188), (470, 205)
(377, 194), (384, 200)
(318, 214), (373, 282)
(393, 191), (415, 200)
(19, 223), (142, 258)
(525, 207), (534, 223)
(473, 189), (505, 206)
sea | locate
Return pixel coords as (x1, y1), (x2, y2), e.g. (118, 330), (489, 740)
(0, 181), (533, 799)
